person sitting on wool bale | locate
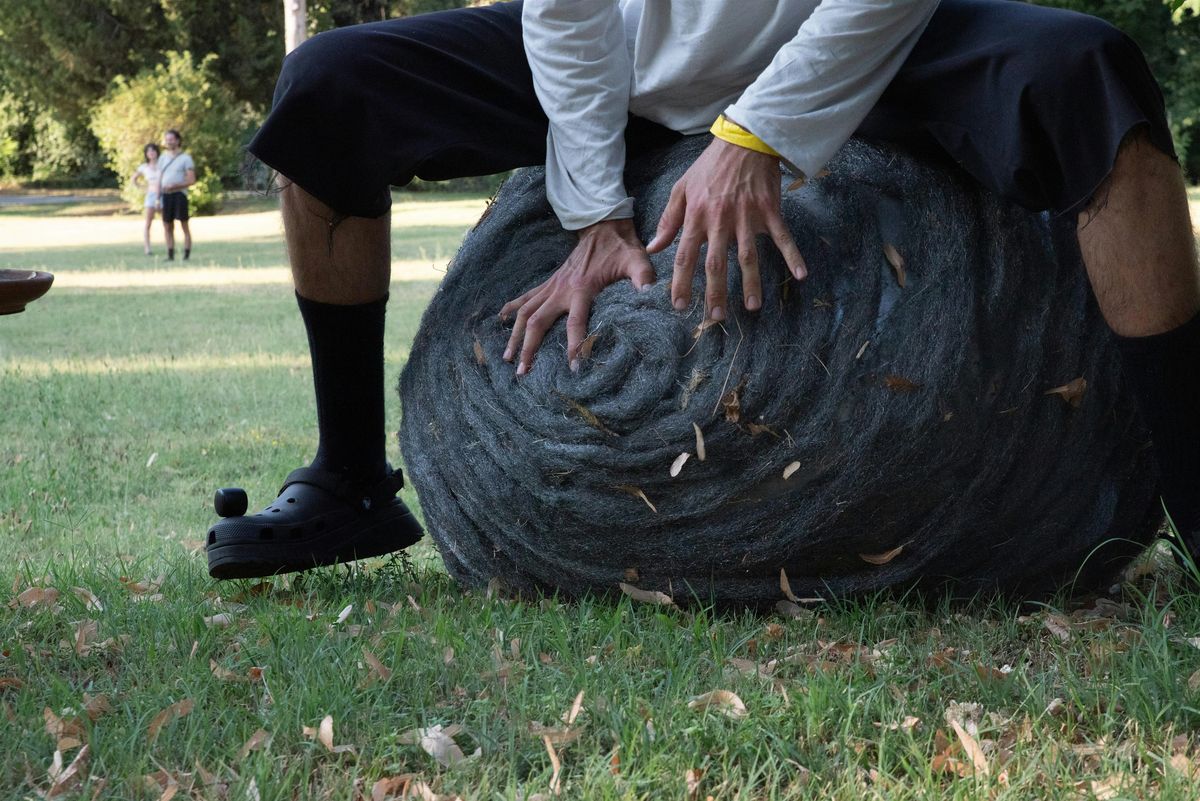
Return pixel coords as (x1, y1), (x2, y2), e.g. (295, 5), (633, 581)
(205, 0), (1200, 582)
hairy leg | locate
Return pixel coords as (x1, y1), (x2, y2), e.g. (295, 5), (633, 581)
(163, 219), (175, 252)
(1077, 131), (1200, 336)
(180, 219), (193, 252)
(279, 179), (391, 302)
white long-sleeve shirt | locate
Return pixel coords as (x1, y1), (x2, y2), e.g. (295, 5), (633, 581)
(522, 0), (940, 230)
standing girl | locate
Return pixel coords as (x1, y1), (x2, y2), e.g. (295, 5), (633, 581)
(130, 143), (162, 256)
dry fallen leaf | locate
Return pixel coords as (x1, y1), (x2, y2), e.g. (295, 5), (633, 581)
(44, 708), (85, 743)
(615, 485), (657, 514)
(13, 586), (60, 609)
(362, 648), (392, 685)
(120, 576), (164, 595)
(147, 699), (194, 743)
(950, 720), (989, 776)
(685, 768), (703, 800)
(371, 775), (415, 801)
(618, 583), (675, 607)
(875, 716), (921, 732)
(855, 340), (870, 360)
(779, 568), (800, 603)
(334, 604), (353, 625)
(859, 545), (904, 566)
(883, 243), (906, 288)
(782, 461), (801, 480)
(46, 744), (89, 799)
(543, 736), (563, 796)
(882, 375), (921, 393)
(399, 724), (468, 767)
(1043, 614), (1072, 642)
(70, 587), (103, 612)
(202, 613), (233, 629)
(82, 694), (111, 722)
(209, 660), (239, 682)
(472, 338), (486, 366)
(670, 452), (690, 478)
(303, 715), (357, 755)
(563, 691), (584, 726)
(1045, 377), (1088, 408)
(692, 318), (721, 340)
(579, 332), (598, 361)
(746, 422), (777, 437)
(74, 619), (99, 657)
(529, 722), (583, 746)
(559, 394), (616, 437)
(238, 729), (270, 760)
(693, 422), (706, 461)
(721, 386), (741, 424)
(688, 690), (748, 720)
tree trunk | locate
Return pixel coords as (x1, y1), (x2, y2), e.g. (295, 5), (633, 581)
(284, 0), (307, 54)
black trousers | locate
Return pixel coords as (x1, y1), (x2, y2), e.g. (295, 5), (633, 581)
(248, 0), (1174, 221)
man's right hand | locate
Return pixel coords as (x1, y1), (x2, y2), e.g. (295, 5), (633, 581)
(500, 218), (655, 375)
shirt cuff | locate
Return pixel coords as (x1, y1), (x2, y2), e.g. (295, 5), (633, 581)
(709, 115), (780, 158)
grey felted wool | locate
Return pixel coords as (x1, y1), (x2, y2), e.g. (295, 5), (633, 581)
(398, 135), (1161, 604)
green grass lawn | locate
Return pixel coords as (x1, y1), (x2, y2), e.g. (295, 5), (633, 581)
(3, 193), (1200, 799)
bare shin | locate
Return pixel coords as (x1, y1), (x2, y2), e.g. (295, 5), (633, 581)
(279, 178), (391, 304)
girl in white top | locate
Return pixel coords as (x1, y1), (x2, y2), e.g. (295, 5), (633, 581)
(130, 143), (162, 256)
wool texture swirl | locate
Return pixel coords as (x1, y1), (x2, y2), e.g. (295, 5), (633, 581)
(399, 135), (1161, 604)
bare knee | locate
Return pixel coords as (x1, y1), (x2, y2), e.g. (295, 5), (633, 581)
(1080, 127), (1179, 225)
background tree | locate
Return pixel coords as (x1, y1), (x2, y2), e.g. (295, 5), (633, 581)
(90, 51), (255, 213)
(0, 0), (1196, 191)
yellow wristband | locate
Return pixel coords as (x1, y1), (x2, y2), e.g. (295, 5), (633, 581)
(710, 115), (780, 157)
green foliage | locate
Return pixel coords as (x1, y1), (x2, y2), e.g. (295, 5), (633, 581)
(1170, 0), (1200, 21)
(90, 51), (254, 214)
(306, 0), (474, 31)
(156, 0), (284, 108)
(0, 92), (28, 179)
(0, 1), (171, 121)
(0, 0), (282, 114)
(1036, 0), (1200, 181)
(1, 0), (1197, 186)
(27, 114), (110, 187)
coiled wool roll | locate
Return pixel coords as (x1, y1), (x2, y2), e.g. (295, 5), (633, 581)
(399, 136), (1161, 603)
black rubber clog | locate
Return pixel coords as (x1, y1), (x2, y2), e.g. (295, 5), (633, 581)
(206, 466), (424, 579)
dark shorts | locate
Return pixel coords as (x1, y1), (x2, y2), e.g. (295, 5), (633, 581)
(161, 191), (190, 223)
(248, 0), (1174, 220)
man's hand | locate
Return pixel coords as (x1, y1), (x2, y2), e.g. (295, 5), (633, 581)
(646, 138), (807, 321)
(500, 218), (654, 375)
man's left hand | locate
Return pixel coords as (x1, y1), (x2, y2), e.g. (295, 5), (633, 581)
(646, 138), (807, 321)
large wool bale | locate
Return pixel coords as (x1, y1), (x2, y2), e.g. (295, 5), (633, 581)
(399, 135), (1161, 603)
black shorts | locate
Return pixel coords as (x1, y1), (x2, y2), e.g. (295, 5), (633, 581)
(248, 0), (1174, 220)
(161, 191), (189, 223)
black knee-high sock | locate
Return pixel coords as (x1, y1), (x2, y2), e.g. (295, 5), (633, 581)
(1116, 311), (1200, 540)
(296, 292), (389, 484)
